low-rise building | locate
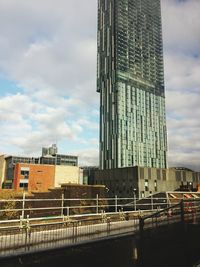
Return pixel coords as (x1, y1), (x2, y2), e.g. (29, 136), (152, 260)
(13, 163), (55, 192)
(3, 155), (39, 189)
(2, 145), (78, 189)
(13, 163), (80, 193)
(94, 166), (200, 198)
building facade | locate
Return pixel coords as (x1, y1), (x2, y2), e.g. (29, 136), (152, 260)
(82, 166), (99, 185)
(3, 156), (39, 188)
(13, 163), (80, 192)
(1, 145), (78, 189)
(97, 0), (167, 169)
(13, 163), (55, 192)
(94, 167), (200, 198)
(41, 144), (78, 166)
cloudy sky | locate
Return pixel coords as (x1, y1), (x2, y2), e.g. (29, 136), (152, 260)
(0, 0), (199, 171)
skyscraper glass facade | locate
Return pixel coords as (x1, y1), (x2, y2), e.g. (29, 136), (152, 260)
(97, 0), (167, 170)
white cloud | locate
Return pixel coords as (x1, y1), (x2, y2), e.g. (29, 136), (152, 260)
(76, 148), (99, 167)
(162, 0), (200, 54)
(0, 0), (99, 164)
(162, 0), (200, 171)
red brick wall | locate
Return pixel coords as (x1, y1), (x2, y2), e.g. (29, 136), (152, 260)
(14, 163), (55, 192)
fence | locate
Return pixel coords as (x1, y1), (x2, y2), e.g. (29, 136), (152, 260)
(139, 199), (200, 235)
(138, 199), (200, 267)
(1, 198), (200, 258)
(0, 211), (140, 257)
(0, 194), (176, 222)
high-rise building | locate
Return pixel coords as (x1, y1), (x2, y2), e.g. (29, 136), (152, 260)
(97, 0), (167, 170)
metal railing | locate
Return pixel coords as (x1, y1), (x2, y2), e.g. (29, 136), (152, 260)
(139, 199), (200, 234)
(1, 198), (200, 258)
(137, 199), (200, 267)
(0, 211), (140, 257)
(0, 194), (174, 222)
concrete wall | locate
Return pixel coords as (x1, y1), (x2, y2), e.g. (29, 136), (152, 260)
(95, 167), (139, 197)
(54, 166), (79, 187)
(95, 166), (200, 198)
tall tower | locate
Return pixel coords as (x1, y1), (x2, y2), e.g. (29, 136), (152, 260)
(97, 0), (167, 170)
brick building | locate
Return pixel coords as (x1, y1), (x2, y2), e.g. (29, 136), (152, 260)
(13, 163), (80, 193)
(13, 163), (55, 192)
(0, 145), (79, 189)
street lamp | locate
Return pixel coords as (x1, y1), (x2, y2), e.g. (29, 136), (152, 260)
(133, 188), (137, 211)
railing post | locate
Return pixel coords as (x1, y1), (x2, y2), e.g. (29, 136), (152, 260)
(139, 217), (144, 267)
(180, 200), (185, 225)
(67, 207), (70, 217)
(19, 215), (23, 229)
(96, 194), (99, 214)
(115, 195), (118, 212)
(61, 193), (64, 216)
(72, 221), (75, 242)
(151, 194), (154, 211)
(25, 215), (30, 251)
(21, 192), (26, 220)
(134, 193), (137, 211)
(107, 217), (111, 235)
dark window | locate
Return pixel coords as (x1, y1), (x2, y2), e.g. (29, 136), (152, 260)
(19, 183), (28, 189)
(20, 170), (29, 178)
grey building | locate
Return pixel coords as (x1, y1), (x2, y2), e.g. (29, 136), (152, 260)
(94, 167), (200, 198)
(42, 144), (58, 157)
(97, 0), (167, 169)
(40, 154), (78, 166)
(41, 144), (78, 166)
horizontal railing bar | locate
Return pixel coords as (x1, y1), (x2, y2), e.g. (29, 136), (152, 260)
(0, 202), (169, 212)
(0, 204), (168, 215)
(0, 197), (190, 203)
(0, 197), (138, 202)
(0, 210), (149, 227)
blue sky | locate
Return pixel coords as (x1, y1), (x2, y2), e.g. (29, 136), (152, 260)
(0, 0), (199, 170)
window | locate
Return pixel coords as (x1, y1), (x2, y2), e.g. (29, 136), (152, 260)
(20, 170), (29, 178)
(154, 180), (157, 192)
(145, 179), (149, 191)
(19, 183), (28, 190)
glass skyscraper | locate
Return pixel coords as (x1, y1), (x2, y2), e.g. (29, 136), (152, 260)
(97, 0), (167, 170)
